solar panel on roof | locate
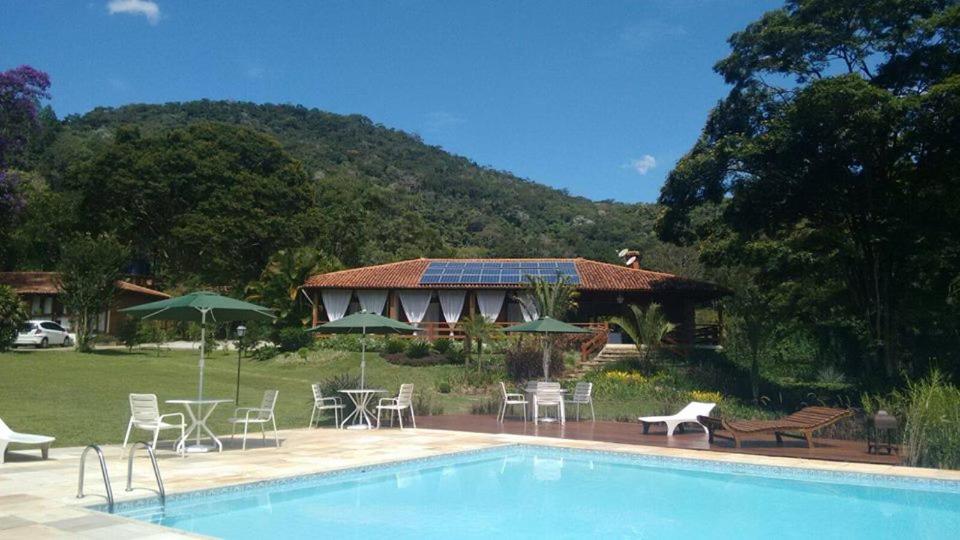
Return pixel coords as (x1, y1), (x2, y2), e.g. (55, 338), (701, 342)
(420, 261), (580, 286)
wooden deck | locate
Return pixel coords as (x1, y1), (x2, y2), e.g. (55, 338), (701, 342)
(417, 414), (901, 466)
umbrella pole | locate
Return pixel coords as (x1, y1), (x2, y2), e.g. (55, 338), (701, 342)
(360, 326), (366, 390)
(197, 309), (206, 446)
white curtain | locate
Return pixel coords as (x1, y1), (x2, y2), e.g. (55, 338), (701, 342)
(321, 289), (352, 321)
(438, 291), (467, 325)
(517, 292), (539, 322)
(399, 290), (433, 325)
(476, 290), (506, 322)
(356, 289), (388, 315)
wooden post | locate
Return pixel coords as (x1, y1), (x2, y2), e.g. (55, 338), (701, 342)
(388, 290), (399, 319)
(311, 291), (320, 327)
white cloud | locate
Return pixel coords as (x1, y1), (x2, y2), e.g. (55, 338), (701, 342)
(107, 0), (161, 25)
(627, 155), (657, 175)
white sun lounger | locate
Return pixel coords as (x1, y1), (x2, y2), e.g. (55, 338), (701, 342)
(0, 417), (55, 464)
(638, 401), (716, 436)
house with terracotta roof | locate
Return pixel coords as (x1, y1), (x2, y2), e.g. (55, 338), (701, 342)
(301, 257), (728, 345)
(0, 272), (170, 335)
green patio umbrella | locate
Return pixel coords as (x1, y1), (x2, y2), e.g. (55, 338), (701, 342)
(503, 316), (592, 380)
(307, 310), (416, 388)
(120, 291), (275, 408)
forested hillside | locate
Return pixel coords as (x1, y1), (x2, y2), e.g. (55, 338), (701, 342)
(5, 100), (670, 286)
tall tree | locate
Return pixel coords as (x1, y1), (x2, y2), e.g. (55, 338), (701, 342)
(58, 234), (130, 351)
(245, 247), (342, 328)
(657, 0), (960, 384)
(0, 284), (28, 352)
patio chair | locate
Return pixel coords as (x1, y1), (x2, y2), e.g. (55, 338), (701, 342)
(228, 390), (279, 450)
(566, 382), (595, 422)
(0, 417), (55, 464)
(309, 383), (345, 428)
(639, 401), (716, 436)
(123, 393), (185, 456)
(376, 384), (416, 429)
(498, 382), (528, 423)
(533, 382), (565, 425)
(717, 406), (852, 448)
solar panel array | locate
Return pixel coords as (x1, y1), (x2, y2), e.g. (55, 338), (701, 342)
(420, 261), (580, 285)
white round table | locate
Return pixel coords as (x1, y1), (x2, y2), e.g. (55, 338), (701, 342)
(166, 398), (232, 453)
(339, 389), (385, 430)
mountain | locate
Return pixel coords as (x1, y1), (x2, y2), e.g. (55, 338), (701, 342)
(63, 101), (662, 260)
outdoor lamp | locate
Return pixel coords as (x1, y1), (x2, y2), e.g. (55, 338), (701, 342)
(237, 325), (247, 339)
(235, 325), (247, 404)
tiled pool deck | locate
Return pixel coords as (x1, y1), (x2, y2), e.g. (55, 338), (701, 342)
(2, 427), (959, 538)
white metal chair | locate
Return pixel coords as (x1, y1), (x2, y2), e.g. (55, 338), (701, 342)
(638, 401), (716, 436)
(533, 382), (565, 425)
(123, 394), (185, 456)
(309, 383), (345, 428)
(498, 382), (527, 423)
(228, 390), (279, 450)
(376, 384), (416, 429)
(0, 417), (55, 464)
(566, 382), (595, 422)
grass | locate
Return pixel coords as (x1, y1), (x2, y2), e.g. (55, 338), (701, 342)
(0, 347), (481, 448)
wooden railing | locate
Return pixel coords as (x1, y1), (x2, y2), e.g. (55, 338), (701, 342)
(579, 324), (610, 362)
(394, 321), (608, 344)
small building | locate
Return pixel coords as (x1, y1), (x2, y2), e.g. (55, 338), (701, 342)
(0, 272), (170, 335)
(301, 258), (727, 345)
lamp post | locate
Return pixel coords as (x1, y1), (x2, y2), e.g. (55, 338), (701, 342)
(235, 325), (246, 405)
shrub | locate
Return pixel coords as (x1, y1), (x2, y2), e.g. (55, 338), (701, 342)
(436, 379), (453, 394)
(317, 372), (364, 416)
(505, 344), (564, 382)
(136, 320), (169, 357)
(276, 326), (312, 352)
(383, 353), (458, 367)
(116, 317), (141, 351)
(314, 334), (383, 352)
(406, 339), (431, 359)
(413, 391), (444, 416)
(384, 338), (407, 354)
(432, 338), (452, 354)
(251, 345), (280, 362)
(689, 390), (724, 404)
(0, 285), (27, 352)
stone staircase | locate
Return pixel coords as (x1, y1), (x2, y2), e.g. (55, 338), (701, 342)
(566, 343), (640, 378)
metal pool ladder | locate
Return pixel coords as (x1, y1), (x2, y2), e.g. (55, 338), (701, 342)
(125, 441), (166, 503)
(77, 444), (114, 509)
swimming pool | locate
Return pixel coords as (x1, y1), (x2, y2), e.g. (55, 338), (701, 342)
(103, 445), (960, 539)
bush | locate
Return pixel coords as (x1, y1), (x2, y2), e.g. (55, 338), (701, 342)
(116, 317), (141, 351)
(314, 334), (383, 352)
(413, 391), (444, 416)
(136, 320), (169, 357)
(252, 345), (280, 362)
(276, 326), (312, 352)
(867, 370), (960, 469)
(383, 353), (458, 367)
(384, 338), (407, 354)
(505, 344), (564, 381)
(317, 372), (364, 416)
(406, 339), (431, 359)
(0, 285), (27, 352)
(436, 379), (453, 393)
(432, 338), (452, 354)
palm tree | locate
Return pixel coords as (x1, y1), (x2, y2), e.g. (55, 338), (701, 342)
(519, 274), (579, 379)
(245, 248), (340, 326)
(609, 303), (676, 365)
(460, 314), (500, 373)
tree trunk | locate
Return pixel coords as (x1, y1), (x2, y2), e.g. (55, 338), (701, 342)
(477, 338), (483, 374)
(750, 347), (760, 405)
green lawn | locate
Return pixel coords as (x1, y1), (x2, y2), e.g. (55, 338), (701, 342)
(0, 347), (481, 448)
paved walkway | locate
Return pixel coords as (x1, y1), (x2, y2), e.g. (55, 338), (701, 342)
(2, 427), (957, 538)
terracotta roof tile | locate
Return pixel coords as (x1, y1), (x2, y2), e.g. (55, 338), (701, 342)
(0, 272), (169, 298)
(302, 258), (725, 295)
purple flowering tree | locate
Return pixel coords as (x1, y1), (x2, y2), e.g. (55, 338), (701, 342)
(0, 65), (50, 232)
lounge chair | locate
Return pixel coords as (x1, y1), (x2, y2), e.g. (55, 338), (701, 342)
(639, 401), (716, 436)
(0, 417), (55, 464)
(376, 384), (416, 429)
(123, 394), (185, 456)
(714, 406), (852, 448)
(229, 390), (280, 450)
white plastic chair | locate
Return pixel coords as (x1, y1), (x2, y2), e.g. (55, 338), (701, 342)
(228, 390), (279, 450)
(309, 383), (345, 428)
(0, 417), (55, 464)
(498, 382), (528, 423)
(123, 394), (185, 456)
(533, 382), (565, 425)
(376, 384), (416, 429)
(639, 401), (716, 436)
(566, 382), (595, 422)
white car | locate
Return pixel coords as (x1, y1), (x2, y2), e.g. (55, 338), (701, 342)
(14, 320), (74, 348)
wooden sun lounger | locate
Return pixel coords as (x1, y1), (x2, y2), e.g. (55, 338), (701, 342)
(706, 407), (852, 449)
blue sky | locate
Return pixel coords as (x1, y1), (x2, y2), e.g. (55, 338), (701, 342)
(0, 0), (780, 203)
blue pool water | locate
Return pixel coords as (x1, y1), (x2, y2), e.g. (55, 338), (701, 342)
(107, 445), (960, 539)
